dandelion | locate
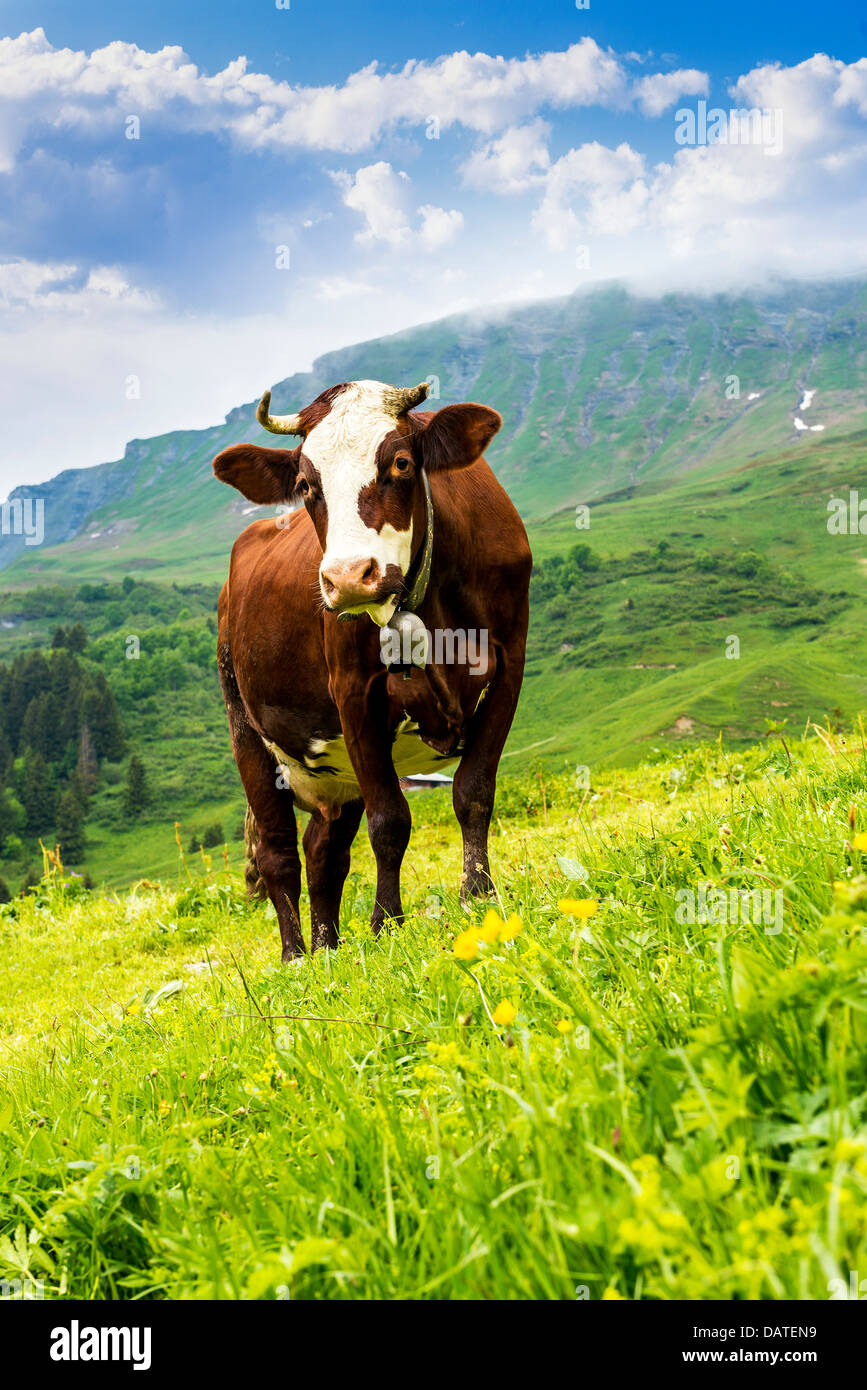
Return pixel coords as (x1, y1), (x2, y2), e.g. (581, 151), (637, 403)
(492, 1000), (517, 1026)
(477, 909), (523, 944)
(556, 1019), (573, 1034)
(558, 898), (598, 918)
(453, 928), (480, 961)
(500, 914), (523, 940)
(852, 833), (867, 851)
(478, 911), (503, 943)
(834, 1137), (866, 1163)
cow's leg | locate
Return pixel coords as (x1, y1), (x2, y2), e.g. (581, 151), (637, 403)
(302, 799), (364, 951)
(243, 805), (267, 899)
(332, 674), (411, 933)
(366, 780), (411, 933)
(453, 659), (524, 900)
(219, 645), (305, 961)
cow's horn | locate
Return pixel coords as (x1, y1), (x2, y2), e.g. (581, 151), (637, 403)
(256, 389), (303, 435)
(385, 382), (429, 416)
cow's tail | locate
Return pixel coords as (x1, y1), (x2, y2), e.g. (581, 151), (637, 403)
(243, 804), (267, 899)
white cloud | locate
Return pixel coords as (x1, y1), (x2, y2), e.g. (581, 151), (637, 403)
(336, 162), (462, 251)
(527, 51), (867, 275)
(533, 142), (647, 249)
(635, 68), (709, 116)
(417, 204), (463, 250)
(0, 29), (696, 165)
(0, 257), (158, 312)
(460, 120), (551, 194)
(337, 162), (412, 246)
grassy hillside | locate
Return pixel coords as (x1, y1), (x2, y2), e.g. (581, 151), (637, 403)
(2, 731), (867, 1300)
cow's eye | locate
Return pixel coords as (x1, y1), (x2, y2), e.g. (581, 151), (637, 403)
(393, 455), (411, 473)
(298, 477), (311, 497)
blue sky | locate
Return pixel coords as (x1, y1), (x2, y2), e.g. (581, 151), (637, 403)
(1, 0), (866, 490)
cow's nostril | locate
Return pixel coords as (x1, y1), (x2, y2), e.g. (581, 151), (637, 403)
(362, 560), (377, 585)
(321, 572), (337, 596)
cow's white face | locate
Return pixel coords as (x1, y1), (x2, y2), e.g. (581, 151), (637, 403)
(302, 381), (414, 626)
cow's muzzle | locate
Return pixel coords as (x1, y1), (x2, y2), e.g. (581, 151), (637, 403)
(320, 557), (401, 612)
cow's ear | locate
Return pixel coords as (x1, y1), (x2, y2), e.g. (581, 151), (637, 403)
(417, 404), (502, 472)
(213, 444), (301, 503)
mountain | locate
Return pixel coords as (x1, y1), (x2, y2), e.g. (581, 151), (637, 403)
(2, 277), (867, 583)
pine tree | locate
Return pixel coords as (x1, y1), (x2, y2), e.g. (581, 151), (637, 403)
(66, 622), (88, 653)
(56, 787), (86, 861)
(84, 673), (124, 761)
(123, 755), (149, 819)
(19, 748), (56, 833)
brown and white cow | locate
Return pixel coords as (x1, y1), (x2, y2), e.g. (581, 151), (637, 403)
(213, 379), (531, 961)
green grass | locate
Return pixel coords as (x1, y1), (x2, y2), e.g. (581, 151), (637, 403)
(2, 730), (867, 1300)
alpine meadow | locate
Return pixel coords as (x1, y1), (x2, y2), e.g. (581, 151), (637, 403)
(2, 2), (867, 1328)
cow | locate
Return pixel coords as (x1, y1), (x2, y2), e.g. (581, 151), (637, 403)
(212, 378), (531, 961)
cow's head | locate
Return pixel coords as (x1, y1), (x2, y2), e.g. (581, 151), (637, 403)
(213, 379), (501, 625)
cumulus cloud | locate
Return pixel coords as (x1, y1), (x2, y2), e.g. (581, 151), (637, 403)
(460, 120), (551, 194)
(335, 162), (462, 251)
(336, 162), (412, 246)
(533, 142), (648, 249)
(417, 204), (463, 250)
(528, 51), (867, 271)
(0, 28), (692, 165)
(635, 68), (709, 116)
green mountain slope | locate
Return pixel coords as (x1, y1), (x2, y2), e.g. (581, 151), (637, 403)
(3, 277), (867, 584)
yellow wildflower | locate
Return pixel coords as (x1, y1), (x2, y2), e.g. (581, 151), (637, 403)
(478, 910), (503, 943)
(852, 833), (867, 851)
(492, 1000), (517, 1026)
(834, 1137), (866, 1163)
(556, 1019), (573, 1034)
(453, 928), (480, 961)
(500, 914), (523, 940)
(559, 898), (599, 918)
(602, 1287), (625, 1300)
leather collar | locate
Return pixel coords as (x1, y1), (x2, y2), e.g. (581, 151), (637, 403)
(401, 469), (434, 612)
